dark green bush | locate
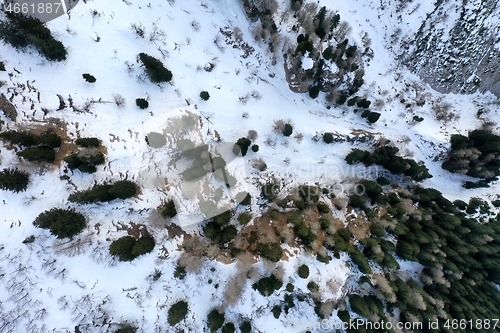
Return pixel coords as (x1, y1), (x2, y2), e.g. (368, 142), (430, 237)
(138, 52), (172, 83)
(33, 208), (86, 238)
(0, 130), (37, 146)
(308, 85), (320, 99)
(319, 217), (330, 229)
(221, 225), (237, 243)
(240, 193), (251, 205)
(286, 283), (295, 292)
(238, 212), (252, 225)
(38, 132), (62, 148)
(261, 183), (277, 201)
(256, 242), (283, 262)
(69, 181), (137, 203)
(82, 73), (96, 83)
(307, 281), (319, 292)
(356, 98), (371, 108)
(0, 168), (29, 192)
(367, 112), (381, 123)
(108, 180), (137, 199)
(200, 91), (210, 101)
(252, 274), (282, 296)
(17, 145), (55, 163)
(317, 202), (330, 214)
(168, 300), (188, 326)
(135, 98), (149, 109)
(272, 305), (282, 319)
(298, 264), (309, 278)
(174, 265), (187, 279)
(160, 199), (177, 218)
(109, 235), (155, 261)
(207, 309), (225, 333)
(221, 322), (235, 333)
(282, 123), (293, 136)
(240, 321), (252, 333)
(64, 151), (105, 173)
(233, 137), (252, 156)
(323, 132), (334, 144)
(251, 144), (259, 152)
(0, 13), (67, 61)
(75, 137), (100, 147)
(113, 325), (137, 333)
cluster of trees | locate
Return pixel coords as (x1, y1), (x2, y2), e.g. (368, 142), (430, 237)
(252, 274), (282, 296)
(68, 180), (137, 203)
(442, 129), (500, 187)
(346, 145), (432, 181)
(109, 235), (155, 261)
(0, 130), (61, 163)
(203, 210), (238, 246)
(0, 13), (67, 61)
(0, 168), (29, 192)
(33, 208), (86, 238)
(138, 52), (172, 83)
(64, 138), (105, 174)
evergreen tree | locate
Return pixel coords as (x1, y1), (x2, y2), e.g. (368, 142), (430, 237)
(0, 168), (29, 192)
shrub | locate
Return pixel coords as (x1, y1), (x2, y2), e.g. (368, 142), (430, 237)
(138, 52), (172, 83)
(323, 132), (334, 144)
(64, 151), (105, 173)
(308, 85), (320, 99)
(221, 323), (235, 333)
(317, 202), (330, 214)
(272, 305), (282, 319)
(233, 137), (252, 156)
(0, 130), (37, 146)
(135, 98), (149, 109)
(282, 123), (293, 137)
(38, 132), (62, 148)
(367, 112), (381, 123)
(110, 236), (155, 261)
(75, 137), (100, 147)
(174, 265), (187, 279)
(298, 264), (309, 279)
(319, 218), (330, 229)
(17, 146), (55, 163)
(256, 242), (283, 262)
(160, 200), (177, 218)
(240, 321), (252, 333)
(286, 283), (294, 292)
(240, 193), (252, 205)
(109, 236), (137, 261)
(200, 91), (210, 101)
(207, 309), (225, 333)
(114, 326), (137, 333)
(0, 13), (67, 61)
(251, 144), (259, 152)
(108, 180), (137, 199)
(221, 225), (238, 243)
(261, 183), (277, 201)
(168, 300), (188, 326)
(33, 208), (86, 239)
(0, 168), (29, 192)
(356, 98), (371, 108)
(238, 212), (252, 225)
(82, 73), (96, 83)
(252, 274), (282, 296)
(307, 281), (319, 292)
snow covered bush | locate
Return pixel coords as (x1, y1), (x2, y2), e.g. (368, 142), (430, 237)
(33, 208), (86, 239)
(138, 52), (173, 83)
(0, 168), (29, 192)
(135, 98), (149, 109)
(168, 300), (188, 326)
(82, 73), (96, 83)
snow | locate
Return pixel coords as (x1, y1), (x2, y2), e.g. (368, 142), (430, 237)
(0, 0), (499, 331)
